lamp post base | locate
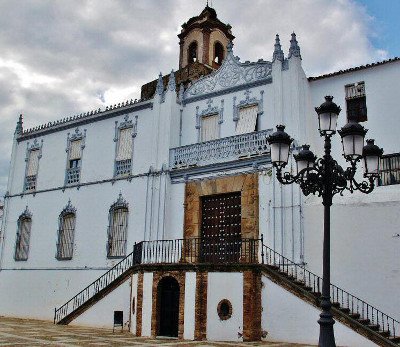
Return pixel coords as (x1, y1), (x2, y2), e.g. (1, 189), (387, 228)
(318, 308), (336, 347)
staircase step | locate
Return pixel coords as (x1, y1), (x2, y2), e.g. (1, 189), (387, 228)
(349, 313), (360, 319)
(389, 336), (400, 343)
(313, 291), (322, 297)
(367, 324), (380, 331)
(339, 307), (351, 314)
(331, 302), (341, 308)
(378, 330), (390, 337)
(357, 318), (371, 325)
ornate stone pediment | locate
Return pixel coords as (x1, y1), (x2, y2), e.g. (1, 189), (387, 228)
(184, 42), (272, 100)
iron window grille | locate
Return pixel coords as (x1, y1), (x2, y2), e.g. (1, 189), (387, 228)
(114, 115), (137, 177)
(14, 207), (32, 261)
(23, 139), (43, 192)
(378, 153), (400, 186)
(107, 193), (129, 258)
(56, 200), (76, 260)
(345, 82), (367, 122)
(65, 128), (86, 186)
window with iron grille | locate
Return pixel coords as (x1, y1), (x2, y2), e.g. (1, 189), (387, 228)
(345, 82), (367, 122)
(14, 207), (32, 261)
(107, 194), (128, 258)
(378, 153), (400, 186)
(56, 200), (76, 260)
(114, 115), (137, 177)
(66, 140), (82, 184)
(115, 127), (133, 176)
(24, 139), (43, 192)
(65, 128), (86, 186)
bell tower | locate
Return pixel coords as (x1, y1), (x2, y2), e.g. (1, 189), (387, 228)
(178, 5), (235, 69)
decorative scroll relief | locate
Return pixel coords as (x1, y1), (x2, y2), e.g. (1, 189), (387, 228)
(184, 45), (272, 98)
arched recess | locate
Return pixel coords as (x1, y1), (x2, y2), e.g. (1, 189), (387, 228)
(213, 41), (224, 67)
(56, 200), (76, 260)
(156, 276), (180, 337)
(107, 193), (129, 258)
(188, 41), (198, 64)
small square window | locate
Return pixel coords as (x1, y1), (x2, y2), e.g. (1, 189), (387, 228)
(345, 82), (367, 122)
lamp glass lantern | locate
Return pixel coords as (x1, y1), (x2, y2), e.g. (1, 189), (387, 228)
(294, 145), (316, 174)
(338, 121), (367, 160)
(268, 125), (293, 167)
(315, 96), (341, 135)
(362, 139), (383, 177)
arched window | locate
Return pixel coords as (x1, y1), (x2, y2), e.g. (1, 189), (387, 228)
(107, 193), (129, 258)
(214, 42), (224, 66)
(188, 41), (198, 64)
(14, 207), (32, 261)
(56, 200), (76, 260)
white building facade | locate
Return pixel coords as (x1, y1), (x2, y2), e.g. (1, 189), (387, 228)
(0, 6), (399, 346)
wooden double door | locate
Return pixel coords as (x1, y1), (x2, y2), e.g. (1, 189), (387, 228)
(200, 192), (241, 263)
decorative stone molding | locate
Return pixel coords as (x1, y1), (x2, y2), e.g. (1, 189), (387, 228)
(232, 89), (264, 123)
(65, 127), (86, 152)
(60, 199), (76, 217)
(110, 192), (128, 211)
(184, 42), (272, 102)
(184, 173), (259, 242)
(195, 98), (224, 142)
(151, 272), (185, 339)
(19, 206), (32, 220)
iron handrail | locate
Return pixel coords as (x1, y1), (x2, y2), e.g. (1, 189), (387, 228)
(54, 237), (259, 324)
(261, 243), (400, 339)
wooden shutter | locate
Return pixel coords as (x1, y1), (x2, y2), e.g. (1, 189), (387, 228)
(27, 150), (40, 176)
(116, 128), (133, 161)
(201, 114), (219, 142)
(69, 140), (82, 160)
(236, 105), (258, 134)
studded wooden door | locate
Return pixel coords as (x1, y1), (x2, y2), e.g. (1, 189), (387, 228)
(200, 192), (241, 263)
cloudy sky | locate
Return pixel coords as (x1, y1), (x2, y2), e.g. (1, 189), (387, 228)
(0, 0), (399, 197)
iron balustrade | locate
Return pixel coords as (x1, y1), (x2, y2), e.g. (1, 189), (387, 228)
(261, 243), (400, 340)
(379, 153), (400, 186)
(170, 129), (273, 169)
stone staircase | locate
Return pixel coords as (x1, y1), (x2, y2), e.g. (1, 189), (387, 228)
(53, 238), (400, 346)
(260, 243), (400, 346)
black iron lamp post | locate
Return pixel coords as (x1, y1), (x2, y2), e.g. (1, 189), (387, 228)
(267, 96), (383, 347)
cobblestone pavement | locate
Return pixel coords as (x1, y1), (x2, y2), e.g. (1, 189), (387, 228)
(0, 317), (316, 346)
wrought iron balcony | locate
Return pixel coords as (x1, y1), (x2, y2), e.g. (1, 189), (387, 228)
(170, 129), (273, 170)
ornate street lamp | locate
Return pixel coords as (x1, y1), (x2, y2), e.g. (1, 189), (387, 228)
(268, 96), (383, 347)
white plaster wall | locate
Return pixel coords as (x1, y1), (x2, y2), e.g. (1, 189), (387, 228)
(308, 61), (400, 161)
(183, 272), (196, 340)
(207, 272), (243, 341)
(262, 276), (376, 346)
(0, 269), (104, 321)
(130, 273), (138, 334)
(72, 279), (131, 328)
(303, 185), (400, 319)
(141, 272), (153, 337)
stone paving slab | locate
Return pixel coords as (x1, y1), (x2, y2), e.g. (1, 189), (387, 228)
(0, 317), (316, 346)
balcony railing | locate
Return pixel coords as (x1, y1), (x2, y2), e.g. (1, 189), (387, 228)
(170, 129), (273, 169)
